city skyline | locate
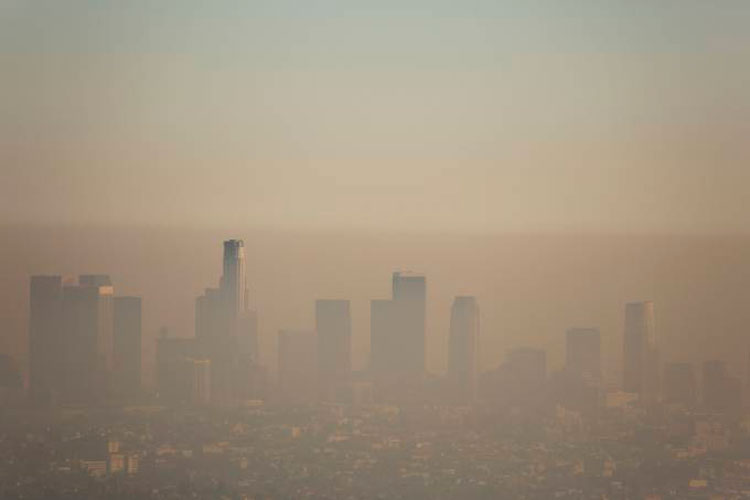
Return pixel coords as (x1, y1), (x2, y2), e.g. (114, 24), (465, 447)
(16, 237), (750, 410)
(7, 230), (750, 385)
(3, 1), (750, 497)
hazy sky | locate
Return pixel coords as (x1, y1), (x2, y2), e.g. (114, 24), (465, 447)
(2, 1), (750, 232)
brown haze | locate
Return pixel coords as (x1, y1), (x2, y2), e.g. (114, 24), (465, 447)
(3, 225), (750, 386)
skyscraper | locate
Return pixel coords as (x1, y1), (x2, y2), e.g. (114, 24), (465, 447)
(0, 354), (22, 390)
(156, 334), (197, 405)
(195, 288), (224, 339)
(61, 276), (115, 404)
(0, 354), (23, 407)
(29, 275), (63, 406)
(316, 300), (351, 401)
(392, 272), (426, 375)
(369, 272), (426, 403)
(191, 359), (212, 406)
(703, 360), (742, 412)
(194, 239), (260, 404)
(506, 347), (547, 389)
(448, 296), (479, 404)
(370, 299), (397, 375)
(623, 301), (659, 403)
(662, 362), (696, 407)
(113, 296), (142, 401)
(196, 240), (248, 339)
(221, 239), (246, 318)
(278, 330), (317, 403)
(489, 347), (548, 410)
(566, 328), (601, 382)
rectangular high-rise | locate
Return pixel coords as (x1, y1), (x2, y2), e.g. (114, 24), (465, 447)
(369, 272), (426, 403)
(392, 272), (426, 375)
(448, 296), (480, 404)
(278, 330), (316, 403)
(623, 301), (659, 403)
(566, 328), (601, 382)
(156, 335), (198, 405)
(191, 359), (212, 406)
(506, 347), (547, 388)
(370, 299), (398, 375)
(195, 288), (224, 339)
(61, 277), (114, 404)
(703, 360), (741, 412)
(316, 300), (351, 401)
(491, 347), (548, 410)
(113, 297), (142, 400)
(29, 276), (63, 406)
(662, 362), (695, 407)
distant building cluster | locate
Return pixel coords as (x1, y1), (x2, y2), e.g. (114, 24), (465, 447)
(158, 239), (261, 406)
(4, 238), (750, 498)
(27, 275), (141, 407)
(3, 238), (744, 416)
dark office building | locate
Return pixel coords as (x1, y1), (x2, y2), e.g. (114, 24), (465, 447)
(156, 335), (199, 405)
(113, 297), (142, 401)
(316, 300), (351, 402)
(487, 347), (548, 411)
(370, 299), (398, 376)
(278, 330), (317, 403)
(61, 277), (114, 404)
(623, 301), (659, 404)
(506, 347), (547, 388)
(28, 275), (64, 406)
(369, 272), (426, 403)
(703, 360), (742, 413)
(392, 272), (426, 375)
(566, 328), (601, 382)
(662, 362), (696, 407)
(0, 354), (22, 390)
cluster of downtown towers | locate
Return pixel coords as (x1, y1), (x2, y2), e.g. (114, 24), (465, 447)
(27, 239), (715, 409)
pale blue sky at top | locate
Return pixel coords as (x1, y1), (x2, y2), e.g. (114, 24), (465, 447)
(1, 0), (749, 232)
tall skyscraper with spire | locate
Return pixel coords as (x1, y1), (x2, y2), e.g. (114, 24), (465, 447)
(623, 301), (659, 404)
(221, 239), (247, 317)
(196, 240), (253, 339)
(192, 239), (259, 404)
(448, 296), (479, 404)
